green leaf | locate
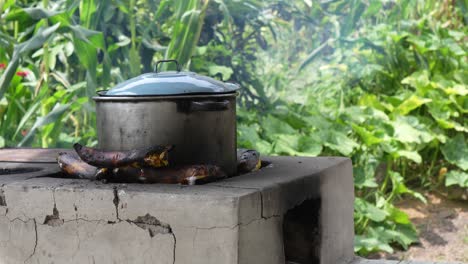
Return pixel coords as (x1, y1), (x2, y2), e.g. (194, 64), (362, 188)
(237, 124), (272, 154)
(18, 104), (71, 147)
(208, 65), (233, 80)
(363, 0), (382, 17)
(262, 115), (296, 135)
(0, 23), (60, 99)
(354, 235), (394, 254)
(445, 170), (468, 188)
(389, 171), (427, 203)
(395, 150), (422, 164)
(352, 124), (383, 146)
(324, 130), (359, 156)
(388, 207), (411, 225)
(401, 70), (431, 93)
(297, 134), (322, 156)
(392, 95), (432, 116)
(273, 134), (299, 155)
(441, 134), (468, 170)
(80, 0), (97, 28)
(443, 84), (468, 96)
(68, 25), (104, 49)
(392, 122), (421, 143)
(354, 166), (378, 188)
(298, 40), (333, 72)
(393, 224), (419, 250)
(355, 198), (388, 222)
(5, 7), (61, 21)
(129, 48), (141, 77)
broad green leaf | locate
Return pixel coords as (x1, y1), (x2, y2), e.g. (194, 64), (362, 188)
(393, 224), (419, 249)
(401, 70), (431, 93)
(392, 95), (431, 116)
(354, 235), (394, 254)
(391, 117), (432, 144)
(297, 135), (322, 156)
(435, 118), (468, 132)
(395, 150), (422, 164)
(441, 134), (468, 170)
(355, 198), (388, 222)
(387, 207), (411, 225)
(324, 130), (359, 156)
(443, 84), (468, 96)
(273, 134), (299, 155)
(352, 124), (383, 146)
(237, 124), (272, 154)
(357, 94), (388, 112)
(262, 115), (296, 135)
(353, 166), (378, 188)
(445, 170), (468, 187)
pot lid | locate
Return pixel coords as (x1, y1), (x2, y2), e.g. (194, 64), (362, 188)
(101, 60), (240, 96)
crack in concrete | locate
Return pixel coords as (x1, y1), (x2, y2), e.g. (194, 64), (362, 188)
(113, 186), (120, 220)
(24, 218), (37, 264)
(193, 214), (282, 231)
(43, 189), (64, 227)
(0, 187), (6, 207)
(112, 186), (177, 264)
(127, 214), (172, 237)
(260, 191), (265, 219)
(171, 231), (176, 264)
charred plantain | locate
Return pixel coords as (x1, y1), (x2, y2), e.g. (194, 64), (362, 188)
(102, 165), (227, 185)
(73, 143), (172, 168)
(57, 152), (98, 179)
(237, 149), (261, 173)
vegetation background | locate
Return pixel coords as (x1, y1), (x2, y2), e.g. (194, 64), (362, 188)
(1, 0), (467, 256)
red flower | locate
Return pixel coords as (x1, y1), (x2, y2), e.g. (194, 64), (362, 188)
(0, 63), (5, 69)
(16, 71), (28, 77)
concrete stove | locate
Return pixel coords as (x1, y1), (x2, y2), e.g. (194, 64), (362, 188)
(0, 150), (354, 264)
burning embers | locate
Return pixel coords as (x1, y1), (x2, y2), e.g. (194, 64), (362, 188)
(57, 144), (261, 185)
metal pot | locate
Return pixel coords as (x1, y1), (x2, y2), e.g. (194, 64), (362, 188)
(93, 60), (240, 176)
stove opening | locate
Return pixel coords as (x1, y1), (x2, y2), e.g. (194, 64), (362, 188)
(283, 198), (321, 264)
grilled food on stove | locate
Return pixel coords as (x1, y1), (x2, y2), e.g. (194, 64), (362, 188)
(57, 152), (98, 179)
(58, 144), (260, 184)
(237, 149), (261, 173)
(73, 143), (172, 168)
(98, 165), (227, 185)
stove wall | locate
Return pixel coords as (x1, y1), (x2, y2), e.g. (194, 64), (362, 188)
(0, 156), (354, 264)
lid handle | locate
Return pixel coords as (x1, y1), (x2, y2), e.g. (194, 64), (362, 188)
(155, 59), (181, 73)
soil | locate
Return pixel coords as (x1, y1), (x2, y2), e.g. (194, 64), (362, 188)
(369, 191), (468, 262)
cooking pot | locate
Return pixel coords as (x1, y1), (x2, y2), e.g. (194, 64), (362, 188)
(93, 60), (240, 176)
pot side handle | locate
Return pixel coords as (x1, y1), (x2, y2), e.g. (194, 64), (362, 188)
(189, 100), (229, 112)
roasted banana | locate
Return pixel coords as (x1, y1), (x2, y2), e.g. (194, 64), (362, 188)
(102, 165), (227, 185)
(236, 148), (261, 173)
(73, 143), (172, 168)
(57, 152), (98, 179)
